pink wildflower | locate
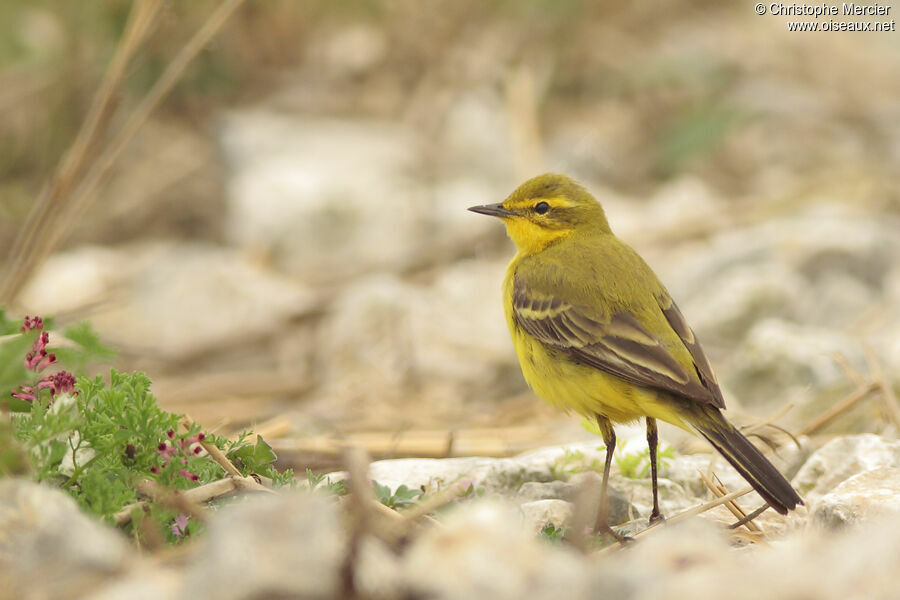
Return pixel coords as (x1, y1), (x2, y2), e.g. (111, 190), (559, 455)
(171, 513), (190, 537)
(20, 316), (44, 332)
(178, 469), (199, 482)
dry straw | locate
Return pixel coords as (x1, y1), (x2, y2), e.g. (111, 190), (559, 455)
(0, 0), (247, 304)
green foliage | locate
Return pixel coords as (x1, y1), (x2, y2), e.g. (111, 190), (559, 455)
(226, 434), (295, 487)
(538, 522), (569, 544)
(10, 369), (295, 540)
(0, 310), (36, 405)
(304, 468), (347, 496)
(374, 482), (423, 509)
(3, 312), (296, 545)
(55, 322), (116, 373)
(550, 442), (674, 481)
(12, 371), (183, 518)
(0, 310), (24, 335)
(615, 443), (675, 480)
(0, 419), (29, 476)
(550, 448), (604, 480)
(1, 315), (114, 412)
(459, 482), (487, 498)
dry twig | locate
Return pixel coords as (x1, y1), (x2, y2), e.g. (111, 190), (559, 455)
(182, 416), (273, 494)
(728, 504), (771, 530)
(865, 347), (900, 432)
(135, 479), (208, 521)
(0, 0), (162, 303)
(0, 0), (247, 303)
(641, 485), (754, 526)
(400, 480), (475, 525)
(113, 476), (267, 526)
(698, 472), (762, 534)
(272, 425), (550, 464)
(591, 485), (756, 557)
(799, 382), (878, 436)
(833, 352), (866, 388)
(51, 0), (248, 248)
(113, 415), (276, 527)
(800, 350), (900, 436)
(568, 472), (603, 553)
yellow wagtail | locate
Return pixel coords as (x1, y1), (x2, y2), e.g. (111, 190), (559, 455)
(469, 174), (802, 539)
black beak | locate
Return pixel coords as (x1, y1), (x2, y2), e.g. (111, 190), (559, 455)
(468, 202), (514, 218)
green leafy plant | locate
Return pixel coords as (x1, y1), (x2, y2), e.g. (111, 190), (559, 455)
(615, 444), (675, 480)
(538, 522), (569, 543)
(550, 448), (605, 480)
(374, 482), (423, 509)
(304, 468), (347, 496)
(3, 313), (295, 544)
(0, 312), (56, 407)
(550, 440), (674, 482)
(459, 481), (487, 498)
(54, 321), (117, 373)
(226, 434), (295, 486)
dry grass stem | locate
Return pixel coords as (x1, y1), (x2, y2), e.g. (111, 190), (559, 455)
(0, 0), (162, 303)
(180, 415), (275, 497)
(797, 349), (900, 436)
(728, 503), (771, 531)
(0, 0), (246, 304)
(865, 347), (900, 431)
(742, 401), (801, 452)
(568, 473), (602, 553)
(181, 415), (240, 477)
(742, 402), (794, 436)
(799, 382), (879, 436)
(341, 445), (409, 545)
(504, 65), (544, 178)
(47, 0), (248, 257)
(340, 445), (383, 597)
(591, 486), (755, 557)
(136, 479), (208, 520)
(399, 481), (471, 523)
(698, 472), (762, 533)
(637, 486), (754, 534)
(272, 426), (550, 464)
(113, 477), (252, 526)
(833, 352), (866, 388)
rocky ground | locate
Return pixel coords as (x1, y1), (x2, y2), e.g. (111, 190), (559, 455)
(4, 432), (900, 600)
(3, 2), (900, 599)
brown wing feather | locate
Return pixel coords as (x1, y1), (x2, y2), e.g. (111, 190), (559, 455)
(513, 276), (721, 406)
(659, 298), (725, 408)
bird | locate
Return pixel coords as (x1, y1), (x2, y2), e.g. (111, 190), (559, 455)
(469, 173), (802, 539)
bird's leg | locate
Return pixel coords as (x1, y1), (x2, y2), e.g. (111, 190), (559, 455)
(595, 415), (630, 544)
(646, 417), (665, 525)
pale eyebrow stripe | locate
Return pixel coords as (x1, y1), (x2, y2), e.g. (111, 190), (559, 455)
(505, 195), (576, 210)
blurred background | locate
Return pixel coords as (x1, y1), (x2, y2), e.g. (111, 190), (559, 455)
(2, 0), (899, 470)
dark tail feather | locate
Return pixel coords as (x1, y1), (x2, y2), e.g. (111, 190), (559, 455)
(692, 408), (803, 514)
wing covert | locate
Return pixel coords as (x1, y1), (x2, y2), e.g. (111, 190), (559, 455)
(512, 276), (722, 406)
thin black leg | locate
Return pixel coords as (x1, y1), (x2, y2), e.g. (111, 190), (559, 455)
(646, 417), (665, 524)
(596, 415), (629, 543)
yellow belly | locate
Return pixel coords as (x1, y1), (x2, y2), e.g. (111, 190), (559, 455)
(503, 288), (691, 431)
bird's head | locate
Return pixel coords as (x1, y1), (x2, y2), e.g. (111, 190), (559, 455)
(468, 173), (611, 255)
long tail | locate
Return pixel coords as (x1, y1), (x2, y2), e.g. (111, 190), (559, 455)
(689, 406), (802, 514)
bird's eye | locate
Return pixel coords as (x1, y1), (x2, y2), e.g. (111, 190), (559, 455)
(534, 201), (550, 215)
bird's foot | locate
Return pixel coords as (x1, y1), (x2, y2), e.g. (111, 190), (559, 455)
(649, 511), (666, 526)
